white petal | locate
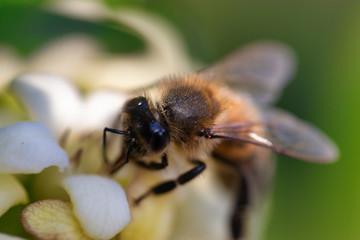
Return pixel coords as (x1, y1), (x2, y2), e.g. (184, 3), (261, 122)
(80, 90), (128, 132)
(0, 174), (28, 216)
(62, 175), (131, 239)
(11, 73), (83, 138)
(0, 122), (69, 174)
(0, 233), (26, 240)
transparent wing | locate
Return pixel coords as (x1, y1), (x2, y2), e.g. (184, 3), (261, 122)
(209, 108), (338, 163)
(199, 41), (297, 104)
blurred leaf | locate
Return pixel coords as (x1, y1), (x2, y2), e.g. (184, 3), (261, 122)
(0, 0), (48, 6)
(0, 205), (32, 239)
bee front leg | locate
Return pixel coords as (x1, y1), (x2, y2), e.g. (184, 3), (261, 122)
(102, 127), (135, 174)
(134, 160), (206, 205)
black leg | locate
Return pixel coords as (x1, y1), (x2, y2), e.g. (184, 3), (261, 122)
(108, 143), (132, 174)
(212, 152), (251, 240)
(231, 173), (249, 240)
(135, 154), (168, 170)
(134, 160), (206, 205)
(102, 127), (125, 165)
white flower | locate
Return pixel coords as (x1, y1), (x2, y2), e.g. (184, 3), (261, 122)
(0, 109), (131, 240)
(8, 73), (132, 240)
(0, 121), (69, 217)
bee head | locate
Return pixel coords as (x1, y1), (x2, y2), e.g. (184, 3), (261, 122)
(123, 96), (170, 154)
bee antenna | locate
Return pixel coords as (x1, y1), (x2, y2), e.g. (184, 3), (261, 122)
(103, 127), (126, 166)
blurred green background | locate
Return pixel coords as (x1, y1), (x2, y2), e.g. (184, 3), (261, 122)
(0, 1), (359, 239)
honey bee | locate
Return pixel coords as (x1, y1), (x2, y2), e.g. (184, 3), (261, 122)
(102, 41), (338, 239)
